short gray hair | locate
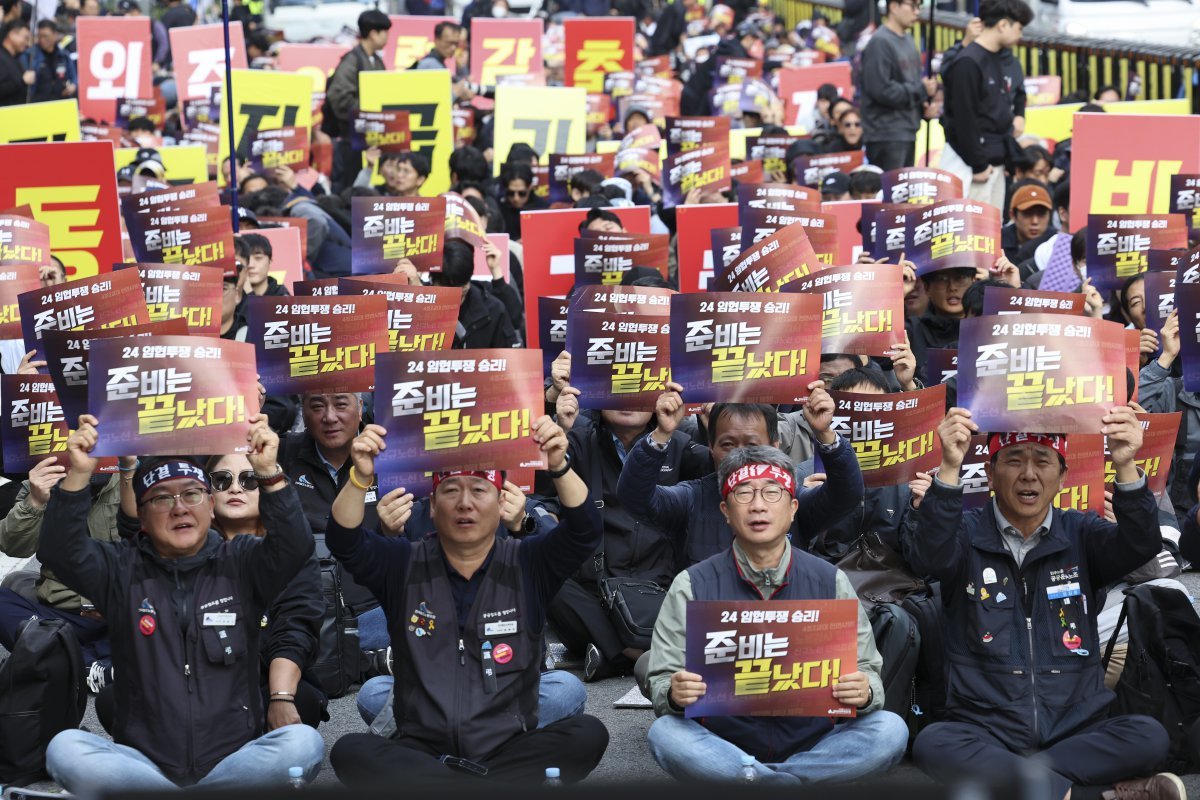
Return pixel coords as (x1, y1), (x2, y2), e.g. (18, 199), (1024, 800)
(716, 445), (796, 489)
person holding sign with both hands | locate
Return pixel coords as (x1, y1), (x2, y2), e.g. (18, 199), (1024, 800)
(908, 407), (1184, 800)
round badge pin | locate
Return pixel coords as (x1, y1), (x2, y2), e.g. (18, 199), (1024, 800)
(139, 614), (156, 636)
(494, 643), (513, 664)
(981, 632), (993, 643)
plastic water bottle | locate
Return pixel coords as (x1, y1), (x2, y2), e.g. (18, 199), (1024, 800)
(544, 767), (563, 787)
(288, 766), (305, 789)
(739, 755), (757, 783)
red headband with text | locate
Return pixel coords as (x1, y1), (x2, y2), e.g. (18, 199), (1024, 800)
(432, 470), (505, 493)
(987, 432), (1069, 460)
(721, 463), (796, 499)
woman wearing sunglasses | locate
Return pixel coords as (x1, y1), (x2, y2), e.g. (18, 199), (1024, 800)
(204, 452), (328, 731)
(498, 161), (547, 243)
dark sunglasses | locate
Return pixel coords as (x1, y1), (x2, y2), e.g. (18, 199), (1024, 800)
(507, 188), (529, 198)
(841, 120), (862, 128)
(209, 469), (259, 492)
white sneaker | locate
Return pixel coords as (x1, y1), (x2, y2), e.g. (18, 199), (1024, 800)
(86, 661), (113, 694)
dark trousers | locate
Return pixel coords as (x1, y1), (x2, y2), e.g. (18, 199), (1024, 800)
(96, 678), (328, 733)
(0, 588), (110, 666)
(913, 715), (1169, 799)
(332, 138), (360, 194)
(865, 140), (916, 172)
(330, 714), (609, 787)
(547, 579), (632, 676)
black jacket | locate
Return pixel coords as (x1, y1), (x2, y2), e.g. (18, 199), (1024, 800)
(39, 483), (314, 785)
(646, 1), (688, 57)
(455, 282), (519, 350)
(905, 310), (960, 387)
(0, 47), (26, 107)
(940, 42), (1016, 172)
(566, 425), (713, 587)
(906, 479), (1161, 750)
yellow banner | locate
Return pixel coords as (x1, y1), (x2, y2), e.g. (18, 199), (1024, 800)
(729, 125), (805, 161)
(0, 100), (82, 144)
(217, 69), (313, 185)
(115, 145), (210, 184)
(1024, 98), (1189, 143)
(492, 86), (586, 176)
(359, 70), (452, 196)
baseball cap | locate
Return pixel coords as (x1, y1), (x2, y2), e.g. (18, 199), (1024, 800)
(115, 0), (139, 13)
(1011, 184), (1053, 214)
(116, 165), (135, 183)
(821, 171), (850, 196)
(236, 205), (259, 229)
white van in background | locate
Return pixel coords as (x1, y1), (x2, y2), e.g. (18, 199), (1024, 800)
(1031, 0), (1200, 48)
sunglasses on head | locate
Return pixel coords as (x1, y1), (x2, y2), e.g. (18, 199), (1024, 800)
(209, 469), (259, 492)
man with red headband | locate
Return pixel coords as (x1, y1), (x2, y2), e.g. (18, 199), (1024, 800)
(325, 415), (609, 786)
(644, 445), (909, 783)
(908, 407), (1182, 800)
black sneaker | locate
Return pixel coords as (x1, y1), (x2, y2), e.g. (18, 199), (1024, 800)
(86, 662), (114, 694)
(583, 643), (603, 682)
(362, 647), (392, 679)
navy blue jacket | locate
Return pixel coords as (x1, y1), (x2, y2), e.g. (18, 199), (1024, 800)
(618, 435), (865, 567)
(906, 479), (1161, 750)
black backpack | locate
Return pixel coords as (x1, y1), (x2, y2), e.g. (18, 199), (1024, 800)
(868, 602), (921, 719)
(0, 619), (87, 785)
(311, 557), (362, 699)
(1103, 583), (1200, 773)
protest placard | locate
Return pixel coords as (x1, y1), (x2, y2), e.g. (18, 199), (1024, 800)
(470, 19), (544, 87)
(738, 207), (838, 264)
(246, 126), (310, 172)
(493, 86), (585, 174)
(42, 319), (188, 422)
(359, 70), (452, 195)
(87, 336), (259, 456)
(574, 234), (669, 285)
(685, 600), (859, 718)
(0, 215), (50, 266)
(0, 264), (42, 339)
(718, 223), (822, 293)
(381, 15), (453, 70)
(880, 168), (964, 205)
(246, 296), (389, 394)
(675, 204), (737, 293)
(349, 111), (412, 154)
(123, 200), (235, 273)
(169, 23), (247, 105)
(0, 375), (116, 472)
(789, 264), (904, 355)
(905, 201), (1001, 276)
(351, 196), (445, 275)
(537, 296), (569, 377)
(570, 285), (673, 315)
(1086, 213), (1188, 291)
(443, 192), (488, 249)
(830, 385), (945, 487)
(664, 116), (731, 156)
(19, 269), (150, 358)
(1143, 269), (1176, 336)
(669, 292), (822, 405)
(564, 18), (635, 93)
(77, 17), (152, 123)
(926, 348), (958, 385)
(125, 263), (223, 335)
(981, 287), (1087, 317)
(957, 314), (1128, 433)
(338, 277), (458, 352)
(547, 154), (615, 206)
(737, 182), (820, 215)
(1053, 434), (1106, 514)
(790, 151), (864, 188)
(373, 349), (547, 491)
(567, 308), (670, 411)
(663, 142), (732, 208)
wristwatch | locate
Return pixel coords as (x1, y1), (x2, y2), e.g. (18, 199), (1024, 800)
(545, 453), (572, 479)
(253, 466), (288, 489)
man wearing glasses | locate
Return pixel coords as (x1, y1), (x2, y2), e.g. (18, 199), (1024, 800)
(860, 0), (938, 170)
(643, 445), (909, 783)
(36, 414), (324, 792)
(906, 266), (976, 386)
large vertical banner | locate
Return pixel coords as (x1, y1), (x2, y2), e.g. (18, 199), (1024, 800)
(0, 141), (123, 280)
(217, 69), (313, 175)
(470, 19), (543, 87)
(492, 86), (587, 175)
(169, 23), (247, 105)
(76, 17), (152, 124)
(564, 18), (635, 93)
(676, 203), (738, 293)
(360, 71), (453, 196)
(1070, 114), (1200, 230)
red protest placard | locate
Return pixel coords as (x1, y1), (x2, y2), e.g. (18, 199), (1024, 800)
(777, 63), (854, 128)
(124, 202), (236, 274)
(443, 192), (488, 249)
(521, 206), (650, 347)
(905, 200), (1002, 277)
(789, 264), (904, 355)
(714, 56), (762, 87)
(130, 263), (223, 335)
(745, 135), (801, 178)
(0, 375), (115, 472)
(1169, 174), (1200, 233)
(1143, 269), (1177, 336)
(168, 23), (247, 105)
(739, 207), (838, 265)
(294, 278), (340, 297)
(830, 385), (946, 488)
(0, 264), (42, 339)
(927, 348), (958, 385)
(351, 196), (445, 275)
(255, 226), (306, 293)
(247, 126), (310, 172)
(1055, 433), (1106, 515)
(473, 233), (509, 280)
(42, 318), (189, 423)
(881, 168), (964, 206)
(1069, 114), (1200, 231)
(0, 141), (124, 280)
(570, 285), (674, 315)
(349, 111), (412, 154)
(685, 600), (859, 719)
(18, 269), (150, 357)
(738, 182), (821, 215)
(452, 106), (476, 149)
(381, 15), (455, 70)
(338, 277), (459, 352)
(586, 93), (613, 136)
(0, 215), (50, 266)
(1104, 412), (1180, 499)
(87, 336), (260, 457)
(77, 17), (152, 123)
(663, 142), (732, 208)
(537, 295), (569, 378)
(470, 19), (543, 87)
(245, 295), (389, 395)
(548, 153), (615, 206)
(719, 223), (822, 293)
(957, 315), (1128, 434)
(711, 227), (741, 283)
(615, 146), (661, 181)
(731, 160), (765, 184)
(821, 200), (870, 264)
(1024, 75), (1062, 107)
(677, 203), (738, 294)
(567, 308), (671, 411)
(574, 235), (669, 285)
(564, 17), (635, 93)
(982, 287), (1087, 316)
(665, 116), (731, 156)
(791, 151), (865, 189)
(669, 292), (822, 404)
(373, 349), (547, 490)
(1085, 214), (1188, 291)
(274, 42), (349, 116)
